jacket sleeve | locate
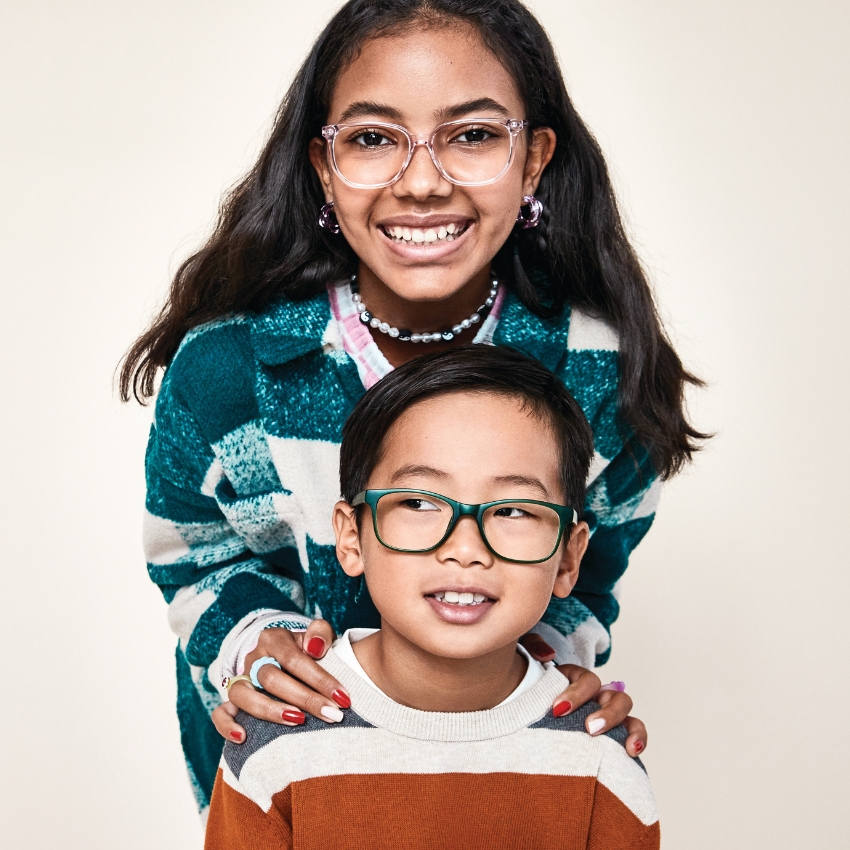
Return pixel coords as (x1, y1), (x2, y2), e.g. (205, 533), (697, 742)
(144, 376), (306, 689)
(572, 432), (660, 665)
(543, 343), (661, 667)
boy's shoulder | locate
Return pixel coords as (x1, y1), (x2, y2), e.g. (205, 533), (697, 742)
(222, 649), (639, 778)
(217, 650), (657, 844)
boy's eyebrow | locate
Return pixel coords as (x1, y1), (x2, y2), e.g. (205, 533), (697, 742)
(386, 468), (551, 498)
(389, 463), (450, 483)
(337, 101), (405, 123)
(490, 474), (550, 497)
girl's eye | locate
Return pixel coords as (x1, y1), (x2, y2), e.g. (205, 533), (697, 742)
(402, 498), (441, 512)
(352, 130), (393, 147)
(451, 126), (493, 144)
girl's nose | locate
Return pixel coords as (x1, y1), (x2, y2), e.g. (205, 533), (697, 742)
(436, 515), (494, 568)
(394, 143), (452, 200)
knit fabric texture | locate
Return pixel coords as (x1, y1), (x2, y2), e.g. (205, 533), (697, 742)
(204, 648), (660, 849)
(144, 284), (660, 810)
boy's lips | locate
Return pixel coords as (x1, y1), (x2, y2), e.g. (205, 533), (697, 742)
(424, 586), (496, 625)
(425, 594), (495, 625)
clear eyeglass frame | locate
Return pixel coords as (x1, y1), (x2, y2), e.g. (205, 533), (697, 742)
(321, 118), (529, 189)
(351, 488), (578, 565)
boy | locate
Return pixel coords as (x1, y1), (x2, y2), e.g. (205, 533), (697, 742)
(205, 346), (660, 849)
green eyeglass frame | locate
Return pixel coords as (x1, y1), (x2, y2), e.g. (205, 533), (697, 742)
(351, 488), (578, 564)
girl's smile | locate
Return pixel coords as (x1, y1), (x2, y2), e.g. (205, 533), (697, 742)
(377, 214), (472, 260)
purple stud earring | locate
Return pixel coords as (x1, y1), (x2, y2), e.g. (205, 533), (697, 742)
(516, 195), (543, 229)
(318, 201), (340, 234)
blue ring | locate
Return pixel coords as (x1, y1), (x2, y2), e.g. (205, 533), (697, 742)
(249, 656), (282, 689)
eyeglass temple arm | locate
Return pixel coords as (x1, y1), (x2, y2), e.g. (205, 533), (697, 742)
(351, 492), (367, 507)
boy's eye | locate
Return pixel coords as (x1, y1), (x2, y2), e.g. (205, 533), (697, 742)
(402, 498), (441, 512)
(493, 506), (531, 519)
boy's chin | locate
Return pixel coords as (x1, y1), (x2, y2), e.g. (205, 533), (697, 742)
(410, 627), (527, 662)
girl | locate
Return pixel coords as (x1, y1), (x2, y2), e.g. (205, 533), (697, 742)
(123, 0), (703, 814)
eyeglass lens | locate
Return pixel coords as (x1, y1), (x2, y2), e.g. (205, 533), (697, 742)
(374, 492), (562, 562)
(332, 122), (514, 186)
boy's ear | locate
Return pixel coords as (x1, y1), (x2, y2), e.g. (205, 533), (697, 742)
(552, 521), (589, 599)
(333, 500), (365, 578)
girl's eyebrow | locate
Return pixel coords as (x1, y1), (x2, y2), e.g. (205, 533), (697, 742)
(336, 97), (512, 125)
(338, 101), (404, 123)
(437, 97), (511, 121)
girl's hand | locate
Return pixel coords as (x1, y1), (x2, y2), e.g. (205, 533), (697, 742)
(211, 620), (350, 744)
(519, 633), (648, 758)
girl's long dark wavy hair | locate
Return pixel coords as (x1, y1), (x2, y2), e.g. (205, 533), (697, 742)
(120, 0), (706, 478)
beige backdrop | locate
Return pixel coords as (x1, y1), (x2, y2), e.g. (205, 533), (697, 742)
(1, 1), (848, 847)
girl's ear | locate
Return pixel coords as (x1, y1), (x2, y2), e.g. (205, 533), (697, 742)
(552, 520), (589, 599)
(522, 127), (557, 196)
(308, 137), (334, 202)
(333, 500), (365, 577)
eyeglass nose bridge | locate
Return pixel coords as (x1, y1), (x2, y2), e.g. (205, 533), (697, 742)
(396, 134), (450, 184)
(439, 501), (490, 550)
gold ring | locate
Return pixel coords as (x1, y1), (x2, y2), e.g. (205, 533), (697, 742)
(225, 675), (256, 693)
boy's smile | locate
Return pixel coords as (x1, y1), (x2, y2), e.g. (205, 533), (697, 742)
(425, 585), (495, 625)
(333, 390), (589, 712)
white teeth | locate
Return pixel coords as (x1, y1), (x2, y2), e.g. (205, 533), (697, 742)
(433, 590), (489, 606)
(383, 223), (466, 245)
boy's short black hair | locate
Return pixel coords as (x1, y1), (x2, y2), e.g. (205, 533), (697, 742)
(340, 345), (594, 510)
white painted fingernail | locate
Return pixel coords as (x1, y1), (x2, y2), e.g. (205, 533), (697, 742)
(587, 718), (606, 735)
(321, 705), (344, 723)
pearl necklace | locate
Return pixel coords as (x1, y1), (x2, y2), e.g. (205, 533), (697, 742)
(350, 275), (499, 343)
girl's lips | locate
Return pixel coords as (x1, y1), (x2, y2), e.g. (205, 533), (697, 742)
(378, 220), (473, 261)
(425, 594), (495, 625)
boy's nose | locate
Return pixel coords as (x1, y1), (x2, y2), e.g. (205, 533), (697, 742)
(436, 515), (493, 567)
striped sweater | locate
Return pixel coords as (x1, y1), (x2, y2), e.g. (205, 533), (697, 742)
(144, 283), (660, 809)
(205, 648), (660, 849)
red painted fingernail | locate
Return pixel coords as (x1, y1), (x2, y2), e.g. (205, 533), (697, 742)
(282, 709), (306, 724)
(531, 641), (556, 659)
(633, 741), (644, 754)
(306, 636), (325, 658)
(228, 730), (244, 742)
(553, 700), (572, 717)
(332, 689), (351, 709)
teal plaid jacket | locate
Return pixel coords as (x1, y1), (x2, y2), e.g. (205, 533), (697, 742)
(144, 287), (659, 811)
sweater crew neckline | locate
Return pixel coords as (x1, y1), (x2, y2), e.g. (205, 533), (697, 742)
(319, 647), (569, 742)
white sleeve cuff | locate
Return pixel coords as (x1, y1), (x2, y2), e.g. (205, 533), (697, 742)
(532, 619), (610, 669)
(208, 609), (313, 700)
